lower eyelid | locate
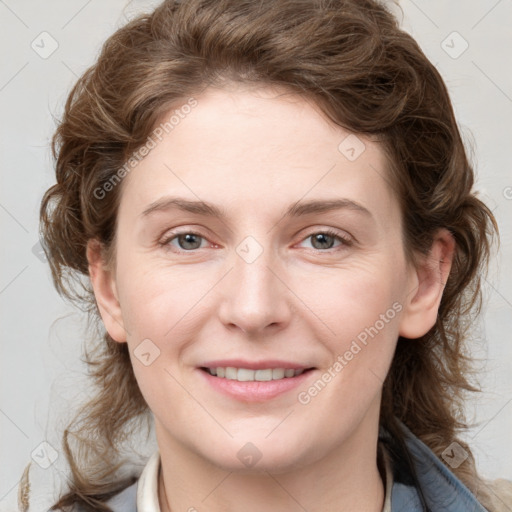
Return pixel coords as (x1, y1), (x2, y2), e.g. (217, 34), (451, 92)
(161, 232), (209, 250)
(298, 232), (351, 250)
(160, 230), (352, 252)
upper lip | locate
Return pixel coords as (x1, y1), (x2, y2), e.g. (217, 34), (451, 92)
(200, 359), (314, 370)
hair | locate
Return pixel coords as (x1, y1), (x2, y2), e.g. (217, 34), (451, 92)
(31, 0), (502, 510)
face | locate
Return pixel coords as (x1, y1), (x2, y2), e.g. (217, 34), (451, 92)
(90, 83), (443, 473)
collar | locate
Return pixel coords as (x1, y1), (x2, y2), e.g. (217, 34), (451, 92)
(136, 443), (394, 512)
(125, 420), (486, 512)
(388, 420), (488, 511)
(136, 450), (160, 510)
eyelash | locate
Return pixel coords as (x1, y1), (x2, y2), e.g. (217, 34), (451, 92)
(159, 228), (353, 254)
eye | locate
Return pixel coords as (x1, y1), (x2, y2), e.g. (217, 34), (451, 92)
(159, 228), (352, 254)
(160, 231), (211, 252)
(298, 229), (352, 251)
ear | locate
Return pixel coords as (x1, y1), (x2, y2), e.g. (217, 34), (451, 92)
(87, 239), (127, 343)
(398, 228), (455, 339)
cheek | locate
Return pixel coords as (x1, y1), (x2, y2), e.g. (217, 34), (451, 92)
(297, 277), (402, 424)
(307, 261), (404, 336)
(303, 258), (406, 396)
(327, 288), (401, 374)
(117, 256), (206, 339)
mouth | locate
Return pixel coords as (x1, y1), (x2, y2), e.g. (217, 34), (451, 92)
(198, 365), (317, 402)
(200, 366), (315, 382)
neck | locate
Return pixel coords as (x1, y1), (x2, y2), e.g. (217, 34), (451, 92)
(156, 413), (385, 512)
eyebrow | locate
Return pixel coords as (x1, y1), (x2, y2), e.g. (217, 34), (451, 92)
(140, 196), (372, 220)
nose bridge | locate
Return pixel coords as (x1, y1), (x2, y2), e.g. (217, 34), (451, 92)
(219, 234), (286, 333)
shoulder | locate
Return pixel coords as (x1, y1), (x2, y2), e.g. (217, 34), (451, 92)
(482, 477), (512, 512)
(105, 450), (160, 511)
(383, 421), (512, 512)
(103, 482), (138, 512)
(16, 460), (141, 512)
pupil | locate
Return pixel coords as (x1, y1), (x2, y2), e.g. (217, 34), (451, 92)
(180, 234), (201, 250)
(313, 233), (333, 249)
(177, 233), (334, 250)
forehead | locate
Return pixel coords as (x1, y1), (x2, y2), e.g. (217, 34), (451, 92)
(118, 85), (399, 227)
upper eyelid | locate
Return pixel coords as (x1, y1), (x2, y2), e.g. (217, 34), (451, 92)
(161, 227), (352, 248)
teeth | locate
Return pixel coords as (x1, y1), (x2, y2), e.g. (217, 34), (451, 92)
(255, 369), (273, 381)
(238, 368), (258, 381)
(225, 367), (238, 380)
(272, 368), (285, 379)
(206, 367), (307, 381)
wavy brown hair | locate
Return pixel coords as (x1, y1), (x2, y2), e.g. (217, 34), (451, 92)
(29, 0), (502, 510)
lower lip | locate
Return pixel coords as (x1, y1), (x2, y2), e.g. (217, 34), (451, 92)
(198, 368), (315, 402)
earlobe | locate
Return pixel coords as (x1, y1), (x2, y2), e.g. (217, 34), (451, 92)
(398, 229), (455, 339)
(86, 239), (127, 343)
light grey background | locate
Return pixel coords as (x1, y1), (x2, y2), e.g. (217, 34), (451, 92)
(1, 0), (511, 510)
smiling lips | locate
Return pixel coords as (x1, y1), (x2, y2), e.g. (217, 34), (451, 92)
(203, 366), (307, 381)
(198, 360), (316, 401)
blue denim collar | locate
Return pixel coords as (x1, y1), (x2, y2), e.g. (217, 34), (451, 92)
(385, 420), (487, 512)
(105, 420), (487, 512)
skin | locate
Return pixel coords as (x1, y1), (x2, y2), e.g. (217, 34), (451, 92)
(88, 83), (455, 512)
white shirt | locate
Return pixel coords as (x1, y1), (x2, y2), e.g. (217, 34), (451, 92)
(136, 443), (394, 512)
(136, 450), (161, 511)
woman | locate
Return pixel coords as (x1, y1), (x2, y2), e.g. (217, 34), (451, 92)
(19, 0), (512, 510)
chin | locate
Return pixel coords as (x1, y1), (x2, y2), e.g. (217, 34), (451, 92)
(198, 436), (316, 474)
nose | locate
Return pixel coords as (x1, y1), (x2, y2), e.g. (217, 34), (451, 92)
(217, 239), (291, 337)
